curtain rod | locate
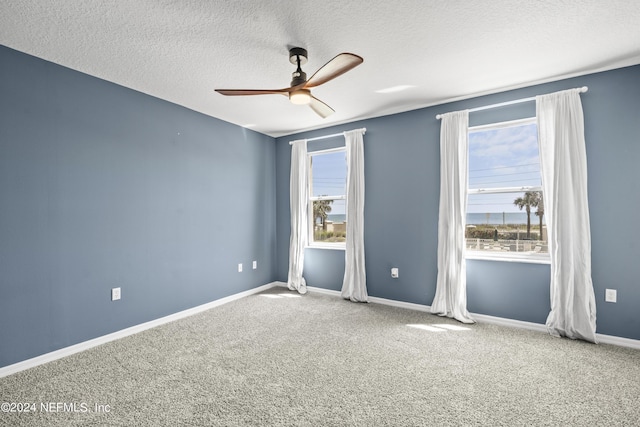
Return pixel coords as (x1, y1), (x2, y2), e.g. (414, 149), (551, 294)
(435, 86), (588, 119)
(289, 127), (366, 145)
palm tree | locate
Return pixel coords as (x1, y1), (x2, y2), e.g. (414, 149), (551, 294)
(513, 191), (541, 239)
(313, 199), (333, 228)
(534, 192), (544, 241)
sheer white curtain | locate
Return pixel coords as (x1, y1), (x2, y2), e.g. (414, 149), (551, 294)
(287, 139), (308, 295)
(341, 129), (368, 302)
(431, 111), (475, 323)
(537, 89), (597, 343)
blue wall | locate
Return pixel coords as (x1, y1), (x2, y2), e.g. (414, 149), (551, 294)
(0, 46), (276, 368)
(276, 65), (640, 341)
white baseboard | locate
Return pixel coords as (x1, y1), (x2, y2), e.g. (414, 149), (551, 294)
(0, 282), (281, 379)
(303, 284), (433, 313)
(473, 312), (640, 349)
(302, 284), (640, 350)
(470, 312), (549, 333)
(595, 333), (640, 349)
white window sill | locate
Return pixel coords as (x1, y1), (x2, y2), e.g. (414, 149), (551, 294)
(306, 244), (345, 251)
(466, 251), (551, 265)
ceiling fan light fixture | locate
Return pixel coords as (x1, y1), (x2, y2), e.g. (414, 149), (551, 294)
(289, 89), (311, 105)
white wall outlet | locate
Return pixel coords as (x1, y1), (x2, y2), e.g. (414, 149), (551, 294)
(111, 287), (121, 301)
(605, 288), (617, 303)
(252, 260), (257, 269)
(391, 268), (399, 279)
(238, 263), (243, 273)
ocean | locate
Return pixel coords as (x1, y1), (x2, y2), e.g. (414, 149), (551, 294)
(328, 212), (540, 225)
(327, 214), (346, 223)
(466, 212), (543, 225)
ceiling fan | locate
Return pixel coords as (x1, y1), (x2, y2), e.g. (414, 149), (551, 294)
(215, 47), (363, 118)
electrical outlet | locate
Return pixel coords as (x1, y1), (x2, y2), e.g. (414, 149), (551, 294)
(605, 289), (617, 303)
(391, 268), (399, 279)
(111, 287), (121, 301)
(253, 260), (257, 269)
(238, 263), (243, 273)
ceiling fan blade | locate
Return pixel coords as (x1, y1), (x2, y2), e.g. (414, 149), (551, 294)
(304, 53), (363, 88)
(215, 89), (290, 96)
(309, 96), (335, 118)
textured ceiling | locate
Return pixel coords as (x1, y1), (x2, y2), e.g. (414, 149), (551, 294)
(2, 1), (640, 137)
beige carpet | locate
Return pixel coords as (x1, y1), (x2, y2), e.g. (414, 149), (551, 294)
(1, 286), (639, 426)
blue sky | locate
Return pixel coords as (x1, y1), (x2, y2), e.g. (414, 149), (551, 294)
(308, 123), (541, 217)
(311, 150), (347, 215)
(467, 122), (541, 214)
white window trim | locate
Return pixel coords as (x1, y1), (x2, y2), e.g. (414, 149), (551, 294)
(307, 147), (347, 250)
(466, 117), (549, 264)
(468, 186), (542, 195)
(466, 251), (551, 264)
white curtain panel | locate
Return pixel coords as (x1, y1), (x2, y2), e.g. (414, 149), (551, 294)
(287, 139), (308, 295)
(341, 129), (368, 302)
(431, 111), (475, 324)
(537, 89), (597, 343)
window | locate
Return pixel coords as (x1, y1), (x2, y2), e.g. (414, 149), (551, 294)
(308, 147), (347, 247)
(466, 118), (549, 262)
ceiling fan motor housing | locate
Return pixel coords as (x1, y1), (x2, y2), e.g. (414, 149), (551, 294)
(291, 71), (307, 87)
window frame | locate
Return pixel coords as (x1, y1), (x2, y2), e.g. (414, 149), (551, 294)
(307, 146), (347, 250)
(466, 117), (550, 264)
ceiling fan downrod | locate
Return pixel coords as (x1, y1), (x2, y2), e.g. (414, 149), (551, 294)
(289, 47), (308, 87)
